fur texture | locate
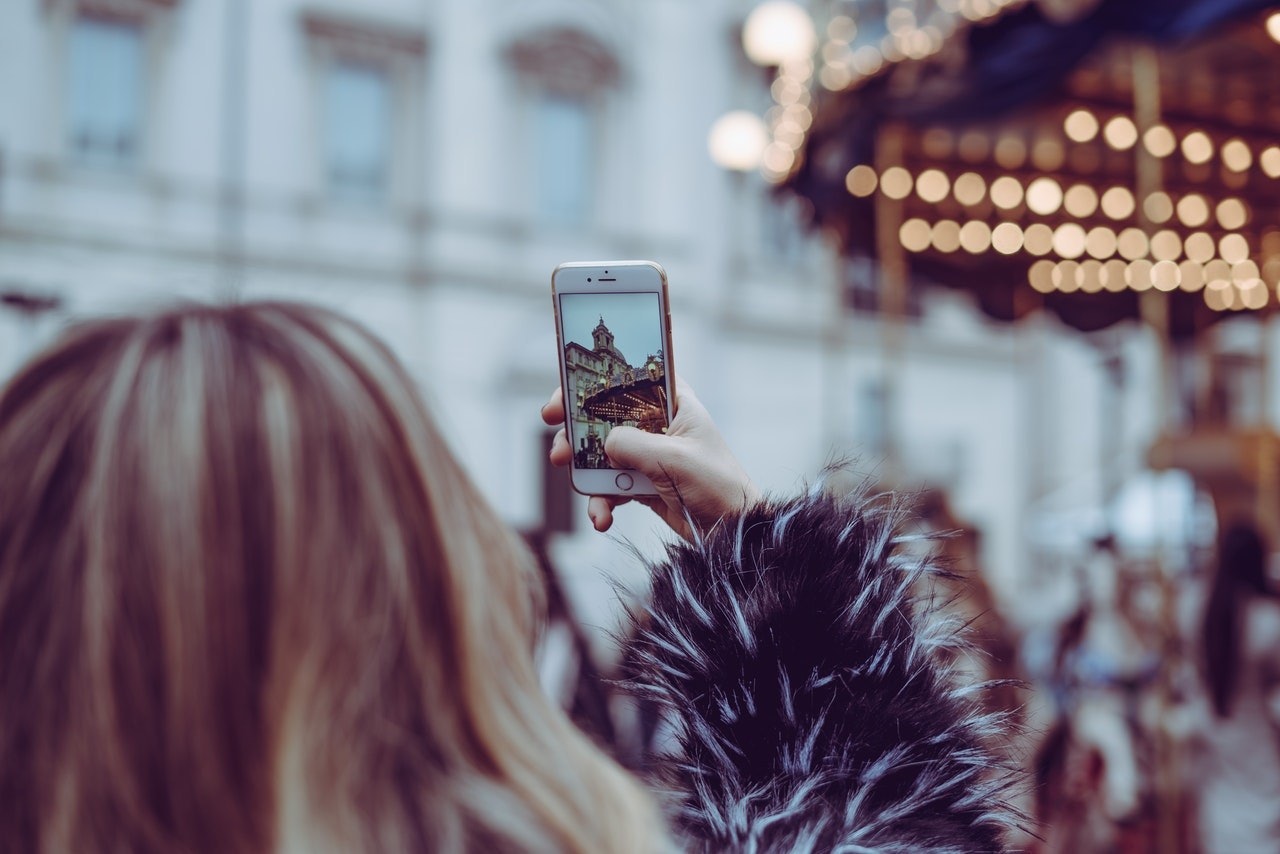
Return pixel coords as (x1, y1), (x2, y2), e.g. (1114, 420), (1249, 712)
(621, 482), (1024, 853)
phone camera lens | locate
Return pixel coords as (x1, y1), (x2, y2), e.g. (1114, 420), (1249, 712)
(587, 277), (592, 282)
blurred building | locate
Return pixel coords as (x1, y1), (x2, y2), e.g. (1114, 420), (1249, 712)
(0, 0), (1138, 624)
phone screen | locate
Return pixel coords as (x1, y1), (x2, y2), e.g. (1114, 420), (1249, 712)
(559, 291), (670, 470)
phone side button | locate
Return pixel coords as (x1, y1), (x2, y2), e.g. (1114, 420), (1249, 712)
(614, 473), (634, 491)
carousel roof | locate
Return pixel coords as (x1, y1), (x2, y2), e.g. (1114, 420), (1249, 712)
(780, 0), (1280, 338)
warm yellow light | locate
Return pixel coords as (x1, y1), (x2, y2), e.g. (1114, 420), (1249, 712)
(1222, 139), (1253, 172)
(1143, 192), (1174, 224)
(1053, 223), (1087, 259)
(1151, 260), (1181, 291)
(1262, 146), (1280, 178)
(827, 14), (857, 40)
(1064, 109), (1099, 143)
(708, 111), (770, 171)
(1204, 260), (1232, 288)
(1181, 131), (1214, 164)
(932, 220), (962, 253)
(1103, 259), (1128, 292)
(1026, 177), (1064, 215)
(1217, 198), (1249, 230)
(1241, 279), (1268, 309)
(922, 128), (954, 159)
(1117, 228), (1149, 261)
(846, 164), (878, 197)
(743, 1), (818, 66)
(880, 166), (914, 199)
(1080, 260), (1104, 293)
(994, 136), (1028, 169)
(990, 176), (1024, 209)
(1142, 125), (1177, 158)
(960, 220), (993, 254)
(1233, 260), (1261, 283)
(1150, 230), (1182, 262)
(819, 64), (853, 91)
(1024, 224), (1055, 256)
(1054, 260), (1082, 293)
(992, 222), (1024, 255)
(851, 45), (884, 75)
(1032, 137), (1067, 171)
(900, 219), (932, 252)
(1064, 185), (1099, 218)
(1176, 194), (1210, 227)
(1179, 261), (1205, 292)
(1127, 259), (1154, 291)
(761, 143), (796, 175)
(1184, 232), (1215, 263)
(958, 130), (990, 163)
(1205, 285), (1230, 312)
(953, 172), (986, 206)
(1103, 116), (1138, 150)
(1268, 11), (1280, 44)
(1086, 226), (1117, 259)
(1101, 187), (1136, 220)
(1029, 260), (1055, 293)
(1220, 233), (1249, 264)
(916, 169), (951, 203)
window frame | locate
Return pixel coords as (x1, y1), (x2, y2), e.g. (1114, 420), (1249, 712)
(301, 11), (427, 209)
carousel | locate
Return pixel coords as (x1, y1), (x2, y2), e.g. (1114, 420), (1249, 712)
(710, 1), (1280, 850)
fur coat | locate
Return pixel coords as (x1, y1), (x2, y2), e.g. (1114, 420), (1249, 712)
(619, 484), (1024, 853)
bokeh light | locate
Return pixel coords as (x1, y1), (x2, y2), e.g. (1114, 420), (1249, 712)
(990, 176), (1024, 209)
(1064, 109), (1099, 143)
(880, 166), (914, 199)
(1103, 115), (1138, 150)
(1181, 130), (1214, 164)
(953, 172), (987, 206)
(1101, 187), (1136, 220)
(846, 164), (878, 197)
(1053, 223), (1087, 259)
(1026, 177), (1064, 215)
(1024, 223), (1055, 256)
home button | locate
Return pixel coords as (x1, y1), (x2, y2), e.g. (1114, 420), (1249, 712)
(614, 473), (634, 491)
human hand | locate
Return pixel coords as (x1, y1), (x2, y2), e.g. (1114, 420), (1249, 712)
(540, 378), (761, 540)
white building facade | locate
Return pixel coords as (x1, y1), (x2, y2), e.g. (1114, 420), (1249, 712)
(0, 0), (1150, 624)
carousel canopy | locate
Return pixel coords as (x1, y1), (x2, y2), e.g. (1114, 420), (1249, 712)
(781, 0), (1280, 338)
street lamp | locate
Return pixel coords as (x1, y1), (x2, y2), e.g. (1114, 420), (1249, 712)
(742, 1), (816, 67)
(707, 110), (769, 171)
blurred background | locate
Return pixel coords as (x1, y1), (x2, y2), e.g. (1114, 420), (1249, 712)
(2, 0), (1280, 850)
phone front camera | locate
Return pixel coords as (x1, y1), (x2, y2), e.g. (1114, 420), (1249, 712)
(587, 277), (593, 282)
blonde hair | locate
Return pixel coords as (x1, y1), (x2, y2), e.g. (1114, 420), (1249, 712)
(0, 303), (662, 853)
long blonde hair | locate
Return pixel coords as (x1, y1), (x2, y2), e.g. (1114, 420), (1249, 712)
(0, 302), (662, 853)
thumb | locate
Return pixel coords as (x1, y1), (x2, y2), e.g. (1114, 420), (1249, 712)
(603, 426), (674, 479)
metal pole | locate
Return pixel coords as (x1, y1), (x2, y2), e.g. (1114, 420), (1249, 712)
(874, 121), (908, 476)
(1132, 42), (1185, 854)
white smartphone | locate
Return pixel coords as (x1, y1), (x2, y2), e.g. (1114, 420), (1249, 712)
(552, 260), (676, 497)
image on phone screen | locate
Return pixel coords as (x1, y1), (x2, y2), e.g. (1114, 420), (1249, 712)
(559, 292), (670, 470)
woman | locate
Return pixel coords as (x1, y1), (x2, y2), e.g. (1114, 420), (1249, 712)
(0, 302), (1019, 852)
(1196, 524), (1280, 852)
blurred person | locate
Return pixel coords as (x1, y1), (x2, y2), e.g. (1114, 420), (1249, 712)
(1195, 524), (1280, 854)
(0, 302), (1021, 853)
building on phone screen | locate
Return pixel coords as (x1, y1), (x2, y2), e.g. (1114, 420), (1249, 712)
(564, 316), (667, 469)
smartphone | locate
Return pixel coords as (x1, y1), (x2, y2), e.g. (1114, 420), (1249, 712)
(552, 260), (675, 497)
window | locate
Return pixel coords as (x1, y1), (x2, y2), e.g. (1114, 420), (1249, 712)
(506, 27), (618, 228)
(324, 59), (391, 200)
(534, 92), (593, 225)
(67, 14), (143, 169)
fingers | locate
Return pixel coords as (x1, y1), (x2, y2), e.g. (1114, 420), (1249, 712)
(588, 496), (615, 532)
(549, 428), (571, 467)
(540, 387), (566, 426)
(603, 426), (682, 484)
